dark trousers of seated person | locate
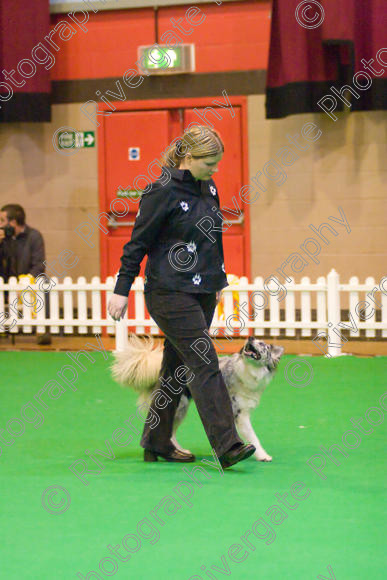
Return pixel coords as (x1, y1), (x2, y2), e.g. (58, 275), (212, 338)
(140, 289), (243, 458)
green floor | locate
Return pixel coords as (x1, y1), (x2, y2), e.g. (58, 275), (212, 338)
(0, 352), (386, 580)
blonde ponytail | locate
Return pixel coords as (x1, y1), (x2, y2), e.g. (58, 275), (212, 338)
(162, 124), (224, 168)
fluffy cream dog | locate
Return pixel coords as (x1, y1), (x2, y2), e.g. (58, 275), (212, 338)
(111, 335), (284, 461)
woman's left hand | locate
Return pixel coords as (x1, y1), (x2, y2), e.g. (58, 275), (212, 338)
(108, 294), (128, 321)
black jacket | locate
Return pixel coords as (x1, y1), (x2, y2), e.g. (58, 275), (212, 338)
(0, 225), (45, 282)
(114, 167), (229, 296)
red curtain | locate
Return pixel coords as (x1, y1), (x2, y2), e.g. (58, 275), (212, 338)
(0, 0), (51, 122)
(266, 0), (387, 118)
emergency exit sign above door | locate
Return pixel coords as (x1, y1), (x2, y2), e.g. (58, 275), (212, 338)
(137, 44), (195, 74)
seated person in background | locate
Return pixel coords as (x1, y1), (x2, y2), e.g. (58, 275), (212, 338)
(0, 203), (51, 345)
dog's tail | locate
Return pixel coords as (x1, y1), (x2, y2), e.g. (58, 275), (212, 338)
(111, 334), (163, 395)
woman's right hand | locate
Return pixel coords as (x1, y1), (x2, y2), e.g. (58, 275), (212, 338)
(108, 294), (128, 321)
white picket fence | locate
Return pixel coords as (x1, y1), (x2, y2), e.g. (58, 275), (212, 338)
(0, 270), (386, 357)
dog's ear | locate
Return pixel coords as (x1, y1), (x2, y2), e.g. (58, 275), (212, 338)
(240, 337), (253, 354)
(270, 345), (284, 360)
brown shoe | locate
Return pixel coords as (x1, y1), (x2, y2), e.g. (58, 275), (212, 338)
(36, 332), (52, 345)
(144, 448), (196, 462)
(219, 443), (256, 469)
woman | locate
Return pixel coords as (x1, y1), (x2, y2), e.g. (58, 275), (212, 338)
(108, 124), (255, 469)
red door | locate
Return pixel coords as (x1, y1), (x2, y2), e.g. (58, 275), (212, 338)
(101, 109), (171, 280)
(184, 107), (248, 277)
(99, 99), (250, 282)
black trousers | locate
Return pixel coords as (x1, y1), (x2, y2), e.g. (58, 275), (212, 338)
(140, 289), (243, 457)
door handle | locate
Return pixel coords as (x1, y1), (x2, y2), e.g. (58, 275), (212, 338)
(107, 212), (136, 229)
(107, 211), (244, 229)
(221, 212), (244, 225)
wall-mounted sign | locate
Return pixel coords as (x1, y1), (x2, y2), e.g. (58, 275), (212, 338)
(57, 131), (95, 149)
(128, 147), (140, 160)
(137, 44), (195, 75)
(116, 188), (143, 199)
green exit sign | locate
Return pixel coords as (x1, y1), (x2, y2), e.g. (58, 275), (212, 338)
(138, 44), (195, 75)
(147, 47), (182, 69)
(57, 131), (95, 149)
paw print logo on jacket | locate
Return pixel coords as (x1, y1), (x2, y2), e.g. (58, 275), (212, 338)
(180, 201), (189, 212)
(209, 185), (217, 196)
(192, 274), (202, 285)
